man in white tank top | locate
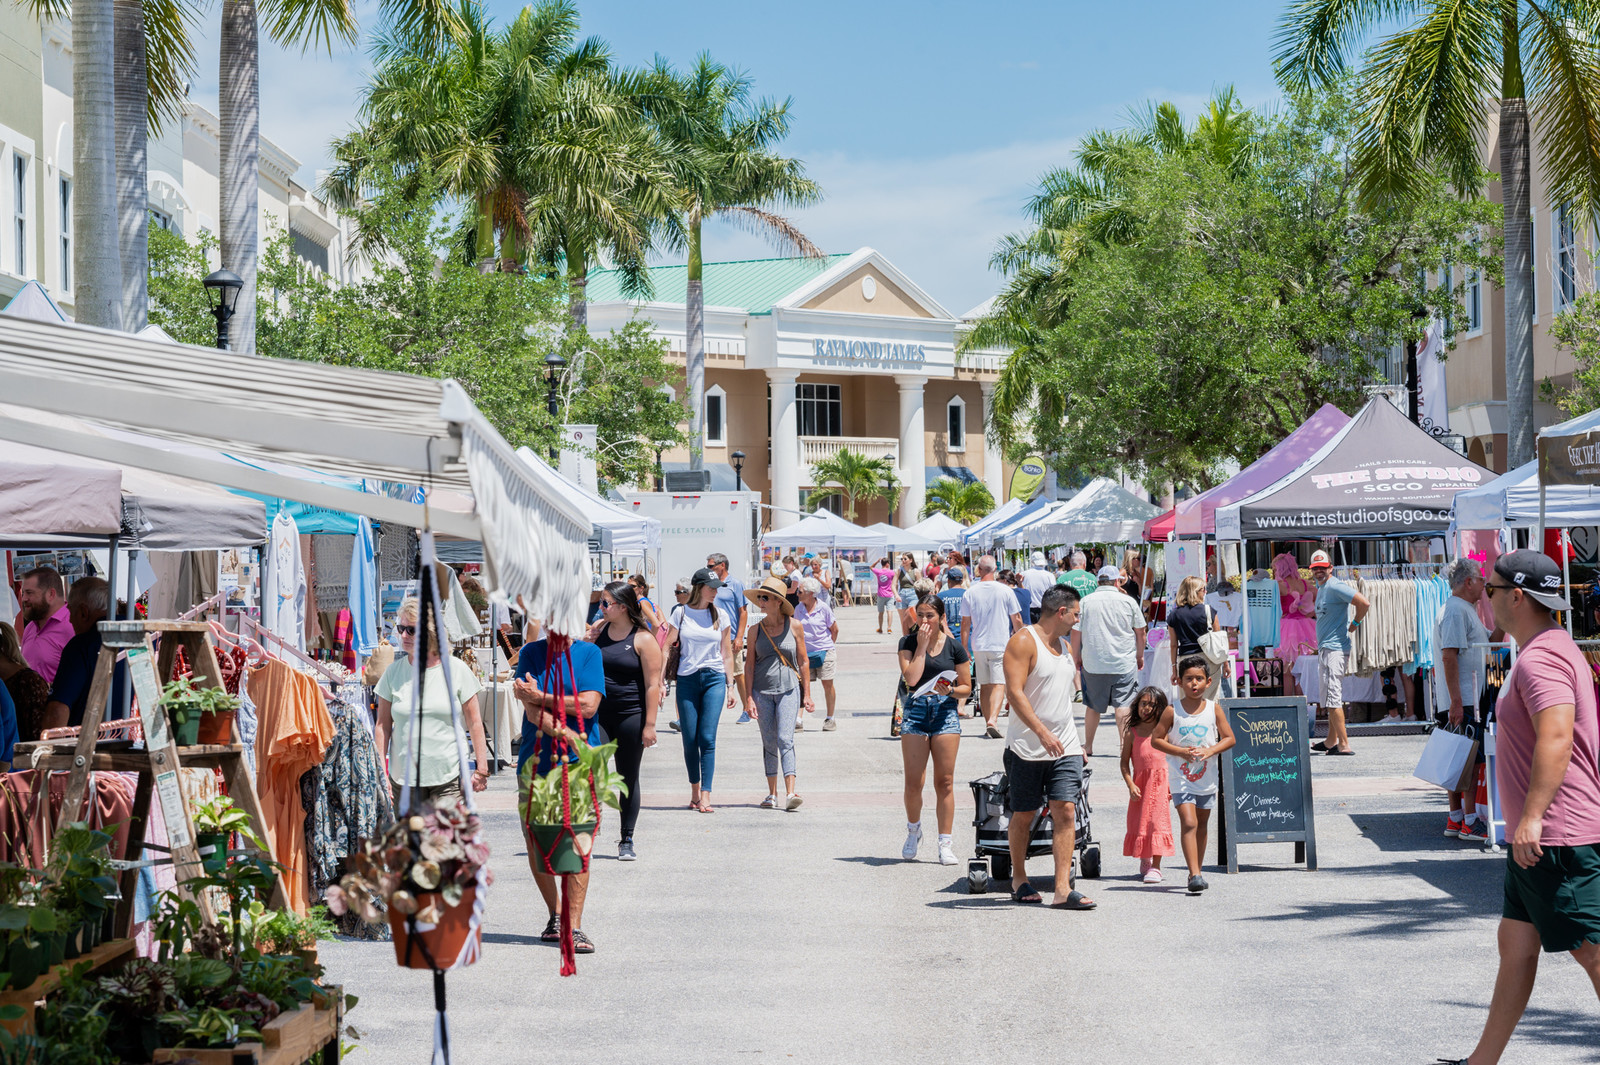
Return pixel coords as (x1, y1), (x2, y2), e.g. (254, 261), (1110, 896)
(1001, 585), (1096, 910)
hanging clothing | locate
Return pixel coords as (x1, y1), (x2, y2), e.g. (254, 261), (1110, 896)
(302, 698), (393, 939)
(1411, 575), (1451, 672)
(348, 517), (379, 657)
(1347, 578), (1418, 675)
(1244, 578), (1282, 651)
(247, 658), (334, 915)
(263, 512), (307, 653)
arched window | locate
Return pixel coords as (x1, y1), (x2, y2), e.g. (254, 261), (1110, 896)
(946, 395), (966, 451)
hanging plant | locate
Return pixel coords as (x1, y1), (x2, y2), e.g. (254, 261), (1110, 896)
(518, 739), (627, 874)
(325, 800), (489, 923)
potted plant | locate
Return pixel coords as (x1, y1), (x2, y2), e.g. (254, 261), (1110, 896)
(157, 677), (239, 748)
(325, 799), (490, 970)
(43, 823), (118, 958)
(0, 902), (59, 990)
(190, 796), (268, 876)
(519, 738), (627, 874)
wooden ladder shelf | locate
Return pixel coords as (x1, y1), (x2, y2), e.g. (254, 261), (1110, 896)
(16, 620), (285, 935)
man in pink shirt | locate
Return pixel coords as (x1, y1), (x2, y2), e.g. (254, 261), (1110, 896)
(17, 567), (72, 686)
(1442, 550), (1600, 1065)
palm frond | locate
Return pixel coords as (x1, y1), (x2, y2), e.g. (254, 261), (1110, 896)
(142, 0), (199, 132)
(712, 205), (823, 257)
(1273, 0), (1427, 89)
(1524, 0), (1600, 222)
(257, 0), (358, 53)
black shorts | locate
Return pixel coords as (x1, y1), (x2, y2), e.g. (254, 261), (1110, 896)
(1502, 843), (1600, 952)
(1004, 749), (1083, 812)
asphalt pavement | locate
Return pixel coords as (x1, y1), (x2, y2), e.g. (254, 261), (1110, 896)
(321, 603), (1599, 1065)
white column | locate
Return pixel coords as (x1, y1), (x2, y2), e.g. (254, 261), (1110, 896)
(897, 374), (927, 525)
(980, 379), (1004, 504)
(768, 370), (800, 521)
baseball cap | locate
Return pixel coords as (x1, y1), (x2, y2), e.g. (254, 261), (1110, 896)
(691, 566), (724, 590)
(1492, 549), (1572, 611)
(1031, 551), (1046, 566)
(1096, 565), (1121, 581)
(1309, 550), (1332, 569)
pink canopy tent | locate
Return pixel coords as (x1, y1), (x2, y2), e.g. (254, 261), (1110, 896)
(1144, 404), (1352, 541)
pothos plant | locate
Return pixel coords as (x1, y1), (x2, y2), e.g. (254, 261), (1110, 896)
(325, 800), (490, 926)
(517, 738), (628, 826)
(191, 795), (268, 850)
(158, 677), (239, 729)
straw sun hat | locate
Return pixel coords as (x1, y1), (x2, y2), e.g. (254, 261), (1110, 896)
(744, 576), (795, 616)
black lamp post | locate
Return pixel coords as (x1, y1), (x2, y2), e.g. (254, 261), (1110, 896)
(882, 451), (897, 524)
(654, 447), (663, 491)
(731, 449), (745, 491)
(544, 351), (567, 460)
(201, 268), (244, 350)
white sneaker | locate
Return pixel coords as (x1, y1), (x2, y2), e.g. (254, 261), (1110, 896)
(901, 823), (923, 861)
(937, 839), (958, 866)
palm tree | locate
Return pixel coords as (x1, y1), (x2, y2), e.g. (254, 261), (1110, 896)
(643, 55), (823, 469)
(808, 448), (896, 523)
(922, 477), (994, 525)
(53, 0), (120, 329)
(1274, 0), (1600, 469)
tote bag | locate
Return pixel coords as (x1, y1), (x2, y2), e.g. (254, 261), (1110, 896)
(1198, 605), (1231, 666)
(1413, 725), (1477, 792)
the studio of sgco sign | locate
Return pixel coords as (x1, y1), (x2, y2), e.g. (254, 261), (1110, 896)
(811, 338), (928, 367)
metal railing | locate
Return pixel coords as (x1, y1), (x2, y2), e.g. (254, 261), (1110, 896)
(798, 436), (899, 484)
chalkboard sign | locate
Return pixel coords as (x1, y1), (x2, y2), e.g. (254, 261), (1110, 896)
(1218, 697), (1317, 872)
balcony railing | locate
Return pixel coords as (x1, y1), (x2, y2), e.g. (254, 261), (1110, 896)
(798, 436), (899, 486)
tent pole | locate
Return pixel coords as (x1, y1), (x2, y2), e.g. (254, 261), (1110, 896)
(103, 535), (119, 720)
(1562, 530), (1574, 635)
(1536, 480), (1546, 547)
(1240, 540), (1251, 698)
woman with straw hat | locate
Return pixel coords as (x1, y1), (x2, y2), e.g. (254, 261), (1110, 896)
(743, 577), (814, 810)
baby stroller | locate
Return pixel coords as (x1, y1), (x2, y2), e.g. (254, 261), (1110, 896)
(964, 765), (1098, 894)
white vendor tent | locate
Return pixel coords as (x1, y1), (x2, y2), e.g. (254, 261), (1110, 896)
(962, 498), (1027, 548)
(1031, 477), (1162, 545)
(1453, 458), (1600, 530)
(988, 498), (1068, 548)
(0, 315), (594, 635)
(516, 446), (661, 556)
(862, 522), (943, 552)
(764, 508), (888, 553)
(904, 512), (965, 547)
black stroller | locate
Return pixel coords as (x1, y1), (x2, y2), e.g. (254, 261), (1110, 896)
(964, 765), (1099, 894)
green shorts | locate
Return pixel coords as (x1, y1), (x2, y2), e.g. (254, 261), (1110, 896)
(1501, 843), (1600, 953)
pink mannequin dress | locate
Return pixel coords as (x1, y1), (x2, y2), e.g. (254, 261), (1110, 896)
(1272, 552), (1318, 663)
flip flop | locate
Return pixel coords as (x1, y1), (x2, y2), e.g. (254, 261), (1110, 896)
(1310, 740), (1334, 752)
(1327, 748), (1355, 756)
(1050, 891), (1097, 910)
(1010, 881), (1042, 904)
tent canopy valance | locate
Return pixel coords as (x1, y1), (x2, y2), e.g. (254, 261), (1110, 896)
(0, 316), (594, 635)
(763, 509), (887, 553)
(516, 446), (661, 556)
(1453, 457), (1600, 529)
(987, 497), (1066, 548)
(1537, 406), (1600, 487)
(904, 513), (965, 548)
(862, 522), (942, 552)
(961, 498), (1027, 547)
(1214, 398), (1492, 541)
(1031, 477), (1161, 545)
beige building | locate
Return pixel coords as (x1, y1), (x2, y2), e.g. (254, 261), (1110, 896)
(0, 13), (362, 316)
(1439, 105), (1598, 473)
(585, 249), (1010, 527)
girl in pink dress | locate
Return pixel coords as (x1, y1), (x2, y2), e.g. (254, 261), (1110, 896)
(1122, 686), (1175, 883)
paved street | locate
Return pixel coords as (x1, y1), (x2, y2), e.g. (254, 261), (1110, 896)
(322, 606), (1598, 1065)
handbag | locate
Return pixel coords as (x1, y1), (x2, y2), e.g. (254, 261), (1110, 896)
(890, 679), (907, 738)
(1413, 724), (1477, 791)
(1198, 605), (1231, 666)
(663, 606), (682, 681)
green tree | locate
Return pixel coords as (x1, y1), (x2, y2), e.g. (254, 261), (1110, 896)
(643, 54), (823, 469)
(807, 449), (897, 523)
(1545, 292), (1600, 417)
(1274, 0), (1600, 470)
(922, 477), (995, 524)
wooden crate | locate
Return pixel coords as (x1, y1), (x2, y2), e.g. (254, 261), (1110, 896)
(0, 937), (136, 1037)
(151, 989), (341, 1065)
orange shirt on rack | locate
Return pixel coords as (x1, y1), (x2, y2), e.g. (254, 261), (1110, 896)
(247, 658), (334, 915)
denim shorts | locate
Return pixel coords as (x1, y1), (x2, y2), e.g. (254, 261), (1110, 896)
(900, 693), (960, 737)
(1171, 791), (1217, 811)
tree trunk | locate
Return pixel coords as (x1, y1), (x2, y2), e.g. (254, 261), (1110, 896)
(114, 0), (147, 331)
(1501, 14), (1534, 471)
(686, 212), (706, 471)
(72, 0), (121, 329)
(567, 245), (587, 332)
(474, 193), (495, 274)
(220, 0), (259, 351)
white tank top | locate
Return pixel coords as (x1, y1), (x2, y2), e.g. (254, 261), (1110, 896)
(1005, 626), (1084, 761)
(1167, 699), (1219, 795)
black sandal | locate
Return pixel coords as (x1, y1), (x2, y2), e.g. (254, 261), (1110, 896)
(571, 928), (595, 954)
(1010, 881), (1042, 904)
(540, 914), (559, 942)
(1050, 890), (1097, 910)
(1311, 740), (1334, 752)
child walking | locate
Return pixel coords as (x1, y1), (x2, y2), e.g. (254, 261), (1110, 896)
(1121, 686), (1175, 884)
(1151, 655), (1235, 893)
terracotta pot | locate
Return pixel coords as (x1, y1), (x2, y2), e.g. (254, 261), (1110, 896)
(196, 710), (235, 747)
(388, 886), (479, 970)
(528, 821), (596, 875)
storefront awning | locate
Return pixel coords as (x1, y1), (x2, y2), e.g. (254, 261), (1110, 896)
(0, 316), (594, 635)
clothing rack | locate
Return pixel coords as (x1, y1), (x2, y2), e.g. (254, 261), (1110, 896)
(176, 591), (225, 622)
(239, 614), (346, 685)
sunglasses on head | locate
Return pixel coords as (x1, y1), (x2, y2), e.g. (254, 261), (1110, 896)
(395, 624), (416, 635)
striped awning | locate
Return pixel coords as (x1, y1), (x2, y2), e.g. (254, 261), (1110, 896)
(0, 316), (593, 635)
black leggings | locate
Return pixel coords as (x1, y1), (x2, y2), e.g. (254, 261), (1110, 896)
(598, 706), (645, 839)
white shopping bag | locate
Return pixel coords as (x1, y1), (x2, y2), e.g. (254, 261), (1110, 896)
(1413, 726), (1476, 790)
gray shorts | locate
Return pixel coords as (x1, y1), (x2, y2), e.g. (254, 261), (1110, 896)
(1172, 791), (1217, 811)
(1319, 649), (1346, 707)
(1082, 670), (1139, 713)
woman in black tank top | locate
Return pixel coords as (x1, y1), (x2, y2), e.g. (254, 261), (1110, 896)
(592, 582), (663, 860)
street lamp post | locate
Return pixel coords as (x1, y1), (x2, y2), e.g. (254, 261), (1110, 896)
(201, 269), (244, 350)
(731, 449), (745, 491)
(544, 351), (567, 461)
(882, 451), (897, 526)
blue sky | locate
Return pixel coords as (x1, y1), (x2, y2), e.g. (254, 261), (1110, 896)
(190, 0), (1292, 314)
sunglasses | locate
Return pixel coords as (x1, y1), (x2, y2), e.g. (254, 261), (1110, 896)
(395, 624), (416, 635)
(755, 592), (777, 601)
(1484, 582), (1515, 599)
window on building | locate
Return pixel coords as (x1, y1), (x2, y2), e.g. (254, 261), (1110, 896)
(946, 395), (966, 450)
(291, 230), (329, 273)
(797, 382), (842, 437)
(1465, 259), (1482, 335)
(1554, 200), (1578, 313)
(149, 208), (172, 231)
(57, 177), (69, 291)
(704, 384), (726, 446)
(1530, 208), (1538, 323)
(12, 154), (27, 276)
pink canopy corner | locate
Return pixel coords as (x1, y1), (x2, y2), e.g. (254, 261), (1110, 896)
(1173, 403), (1352, 537)
(1143, 507), (1175, 542)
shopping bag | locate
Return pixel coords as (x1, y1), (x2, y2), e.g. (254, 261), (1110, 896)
(1451, 728), (1481, 794)
(1413, 725), (1475, 790)
(890, 679), (906, 738)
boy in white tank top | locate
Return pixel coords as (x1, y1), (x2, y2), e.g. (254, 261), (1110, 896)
(1152, 654), (1236, 894)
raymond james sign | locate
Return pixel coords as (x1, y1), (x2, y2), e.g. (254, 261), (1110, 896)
(1541, 428), (1600, 487)
(811, 338), (927, 366)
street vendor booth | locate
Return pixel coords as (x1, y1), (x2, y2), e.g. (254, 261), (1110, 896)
(961, 498), (1026, 549)
(763, 508), (887, 557)
(1030, 477), (1160, 546)
(1214, 398), (1493, 713)
(904, 512), (965, 549)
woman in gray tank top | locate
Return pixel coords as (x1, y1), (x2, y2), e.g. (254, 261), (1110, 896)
(742, 577), (814, 810)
